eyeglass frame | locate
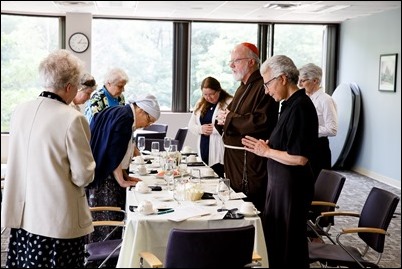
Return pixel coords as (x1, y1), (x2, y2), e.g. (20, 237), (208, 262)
(228, 57), (251, 65)
(142, 110), (155, 126)
(299, 78), (310, 84)
(263, 76), (279, 90)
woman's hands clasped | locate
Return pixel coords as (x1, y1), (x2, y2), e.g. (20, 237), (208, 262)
(242, 135), (270, 158)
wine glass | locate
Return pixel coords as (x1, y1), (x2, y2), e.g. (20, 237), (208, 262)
(217, 178), (230, 211)
(164, 137), (172, 152)
(137, 136), (145, 153)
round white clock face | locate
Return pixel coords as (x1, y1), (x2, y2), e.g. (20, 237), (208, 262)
(69, 32), (89, 53)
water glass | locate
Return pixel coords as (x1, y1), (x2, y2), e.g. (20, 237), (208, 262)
(169, 144), (178, 153)
(164, 162), (175, 191)
(151, 141), (160, 156)
(217, 178), (230, 210)
(137, 136), (145, 152)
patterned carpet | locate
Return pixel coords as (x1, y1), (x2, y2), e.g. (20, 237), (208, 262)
(1, 169), (401, 268)
(310, 170), (401, 268)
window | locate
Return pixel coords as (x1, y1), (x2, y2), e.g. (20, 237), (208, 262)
(92, 19), (173, 110)
(1, 14), (60, 132)
(273, 24), (325, 69)
(190, 22), (257, 108)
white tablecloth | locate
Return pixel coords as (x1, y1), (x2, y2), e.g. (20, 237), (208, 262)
(116, 167), (268, 267)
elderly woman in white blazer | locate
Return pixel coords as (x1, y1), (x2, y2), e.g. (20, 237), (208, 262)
(1, 50), (96, 268)
(188, 77), (233, 177)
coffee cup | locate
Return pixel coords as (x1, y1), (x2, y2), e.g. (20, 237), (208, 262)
(240, 202), (257, 215)
(186, 155), (197, 163)
(137, 200), (154, 215)
(134, 156), (145, 164)
(135, 182), (150, 193)
(204, 168), (215, 177)
(137, 164), (147, 175)
(182, 145), (192, 153)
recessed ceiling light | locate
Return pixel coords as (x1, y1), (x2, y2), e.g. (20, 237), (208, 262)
(263, 2), (301, 10)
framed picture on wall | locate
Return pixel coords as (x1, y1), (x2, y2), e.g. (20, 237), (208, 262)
(379, 53), (398, 92)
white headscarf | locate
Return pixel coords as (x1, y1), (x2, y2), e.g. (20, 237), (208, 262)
(128, 94), (161, 120)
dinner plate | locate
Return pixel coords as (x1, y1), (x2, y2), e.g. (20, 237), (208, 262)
(194, 200), (217, 206)
(238, 210), (261, 217)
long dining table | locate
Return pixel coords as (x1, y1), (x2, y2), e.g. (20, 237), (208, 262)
(116, 156), (269, 267)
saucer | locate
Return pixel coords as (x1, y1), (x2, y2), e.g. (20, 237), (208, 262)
(238, 210), (261, 217)
(139, 208), (157, 215)
(137, 171), (149, 176)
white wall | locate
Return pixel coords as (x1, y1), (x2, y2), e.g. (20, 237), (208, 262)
(158, 112), (197, 150)
(338, 8), (401, 188)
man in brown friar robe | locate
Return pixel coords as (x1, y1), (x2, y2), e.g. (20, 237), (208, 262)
(216, 43), (279, 212)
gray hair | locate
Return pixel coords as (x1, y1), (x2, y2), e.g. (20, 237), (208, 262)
(298, 63), (322, 84)
(260, 55), (299, 85)
(38, 49), (84, 91)
(103, 67), (129, 85)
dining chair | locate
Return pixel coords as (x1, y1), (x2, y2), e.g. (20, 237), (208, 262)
(309, 187), (400, 268)
(307, 169), (346, 242)
(139, 225), (262, 268)
(144, 138), (179, 152)
(84, 206), (126, 268)
(143, 123), (168, 133)
(174, 127), (188, 151)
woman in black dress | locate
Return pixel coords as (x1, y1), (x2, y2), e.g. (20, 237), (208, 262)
(242, 55), (318, 268)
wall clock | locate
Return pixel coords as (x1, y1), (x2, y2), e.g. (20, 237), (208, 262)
(68, 32), (89, 53)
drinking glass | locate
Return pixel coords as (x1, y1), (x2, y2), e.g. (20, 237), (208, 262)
(169, 144), (178, 153)
(217, 178), (230, 210)
(151, 141), (160, 156)
(164, 162), (175, 192)
(137, 136), (145, 153)
(164, 137), (172, 152)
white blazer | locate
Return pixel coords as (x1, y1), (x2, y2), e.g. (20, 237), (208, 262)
(1, 97), (96, 239)
(188, 97), (232, 166)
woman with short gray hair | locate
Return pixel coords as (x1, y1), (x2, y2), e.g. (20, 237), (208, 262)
(242, 55), (318, 267)
(298, 63), (338, 181)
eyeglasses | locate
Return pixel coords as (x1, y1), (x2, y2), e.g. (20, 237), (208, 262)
(299, 78), (310, 84)
(228, 58), (250, 65)
(203, 91), (218, 98)
(144, 112), (155, 125)
(263, 76), (278, 90)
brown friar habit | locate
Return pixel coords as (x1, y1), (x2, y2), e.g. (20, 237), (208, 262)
(216, 70), (279, 212)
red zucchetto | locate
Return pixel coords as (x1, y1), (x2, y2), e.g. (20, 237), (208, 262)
(241, 42), (259, 56)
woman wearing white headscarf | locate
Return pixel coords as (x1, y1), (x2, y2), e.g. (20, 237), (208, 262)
(87, 94), (160, 248)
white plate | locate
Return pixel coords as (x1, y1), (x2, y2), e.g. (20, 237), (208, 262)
(154, 196), (174, 202)
(194, 200), (217, 206)
(238, 210), (261, 217)
(154, 180), (168, 186)
(136, 187), (152, 194)
(139, 209), (158, 215)
(137, 171), (149, 176)
(155, 172), (189, 179)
